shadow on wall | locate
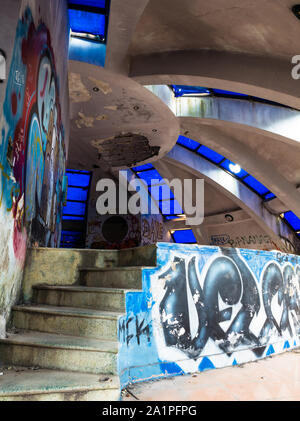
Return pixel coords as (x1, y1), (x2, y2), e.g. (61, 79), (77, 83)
(118, 243), (300, 386)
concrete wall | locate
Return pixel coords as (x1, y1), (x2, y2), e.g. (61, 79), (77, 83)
(0, 0), (69, 334)
(85, 169), (172, 249)
(118, 243), (300, 386)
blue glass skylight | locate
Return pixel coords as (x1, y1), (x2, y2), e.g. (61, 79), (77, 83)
(69, 9), (106, 36)
(177, 136), (200, 151)
(67, 172), (91, 188)
(132, 163), (154, 172)
(172, 229), (197, 244)
(243, 175), (269, 196)
(211, 88), (248, 97)
(197, 145), (224, 164)
(69, 0), (106, 8)
(66, 187), (89, 202)
(283, 211), (300, 231)
(172, 85), (211, 98)
(150, 185), (175, 201)
(159, 199), (183, 215)
(220, 160), (248, 178)
(264, 192), (276, 201)
(63, 201), (87, 217)
(137, 169), (164, 186)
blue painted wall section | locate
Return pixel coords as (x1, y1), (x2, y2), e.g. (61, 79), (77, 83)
(118, 243), (300, 387)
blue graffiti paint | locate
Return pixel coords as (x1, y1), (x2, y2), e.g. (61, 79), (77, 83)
(118, 243), (300, 388)
(199, 357), (215, 372)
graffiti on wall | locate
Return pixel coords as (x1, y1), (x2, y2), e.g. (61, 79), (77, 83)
(153, 248), (300, 363)
(0, 7), (66, 255)
(118, 244), (300, 386)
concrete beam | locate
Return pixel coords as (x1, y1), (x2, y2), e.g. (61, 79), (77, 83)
(130, 50), (300, 110)
(105, 0), (150, 75)
(164, 145), (299, 252)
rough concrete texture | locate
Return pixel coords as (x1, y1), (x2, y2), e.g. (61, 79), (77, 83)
(33, 285), (126, 313)
(80, 267), (144, 289)
(122, 349), (300, 401)
(0, 367), (120, 401)
(0, 331), (118, 375)
(12, 305), (121, 340)
(21, 248), (119, 303)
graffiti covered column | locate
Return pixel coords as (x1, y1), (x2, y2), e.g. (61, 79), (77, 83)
(0, 0), (69, 336)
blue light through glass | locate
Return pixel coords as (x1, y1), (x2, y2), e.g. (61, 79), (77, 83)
(69, 9), (106, 36)
(63, 201), (86, 216)
(212, 89), (248, 97)
(160, 199), (183, 215)
(172, 229), (197, 244)
(243, 175), (269, 195)
(137, 169), (164, 186)
(172, 85), (211, 98)
(132, 163), (154, 172)
(150, 185), (175, 201)
(67, 172), (91, 188)
(69, 0), (106, 7)
(283, 211), (300, 231)
(177, 136), (200, 151)
(66, 187), (88, 202)
(221, 160), (248, 178)
(264, 192), (276, 201)
(197, 145), (224, 164)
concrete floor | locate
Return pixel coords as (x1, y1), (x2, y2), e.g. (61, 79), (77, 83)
(122, 349), (300, 401)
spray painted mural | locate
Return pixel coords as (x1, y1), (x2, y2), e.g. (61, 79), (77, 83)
(0, 1), (68, 331)
(118, 243), (300, 386)
(0, 7), (66, 250)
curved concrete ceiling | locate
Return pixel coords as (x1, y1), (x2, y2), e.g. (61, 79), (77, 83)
(68, 60), (179, 170)
(142, 85), (300, 217)
(162, 145), (299, 252)
(126, 0), (300, 109)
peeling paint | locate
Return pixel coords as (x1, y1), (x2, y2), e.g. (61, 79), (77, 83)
(69, 73), (91, 103)
(75, 112), (95, 129)
(88, 77), (112, 95)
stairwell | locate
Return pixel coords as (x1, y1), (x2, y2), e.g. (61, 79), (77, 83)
(0, 245), (156, 401)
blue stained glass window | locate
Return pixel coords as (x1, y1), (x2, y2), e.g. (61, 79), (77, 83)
(69, 9), (106, 36)
(212, 89), (248, 97)
(283, 211), (300, 231)
(172, 85), (211, 98)
(264, 192), (276, 201)
(132, 163), (154, 172)
(243, 175), (269, 195)
(137, 169), (164, 186)
(63, 201), (86, 216)
(66, 187), (88, 202)
(220, 160), (248, 178)
(159, 199), (183, 215)
(69, 0), (106, 8)
(172, 229), (197, 244)
(62, 215), (85, 221)
(150, 185), (175, 201)
(67, 172), (91, 188)
(177, 136), (200, 151)
(197, 145), (224, 164)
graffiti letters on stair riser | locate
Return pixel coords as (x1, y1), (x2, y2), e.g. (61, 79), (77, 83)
(153, 248), (300, 359)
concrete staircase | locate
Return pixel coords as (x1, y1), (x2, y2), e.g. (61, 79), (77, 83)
(0, 245), (156, 401)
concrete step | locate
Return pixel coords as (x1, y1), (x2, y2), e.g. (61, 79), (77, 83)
(0, 331), (118, 375)
(12, 305), (121, 340)
(80, 266), (145, 289)
(33, 285), (127, 312)
(0, 368), (120, 401)
(118, 244), (157, 267)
